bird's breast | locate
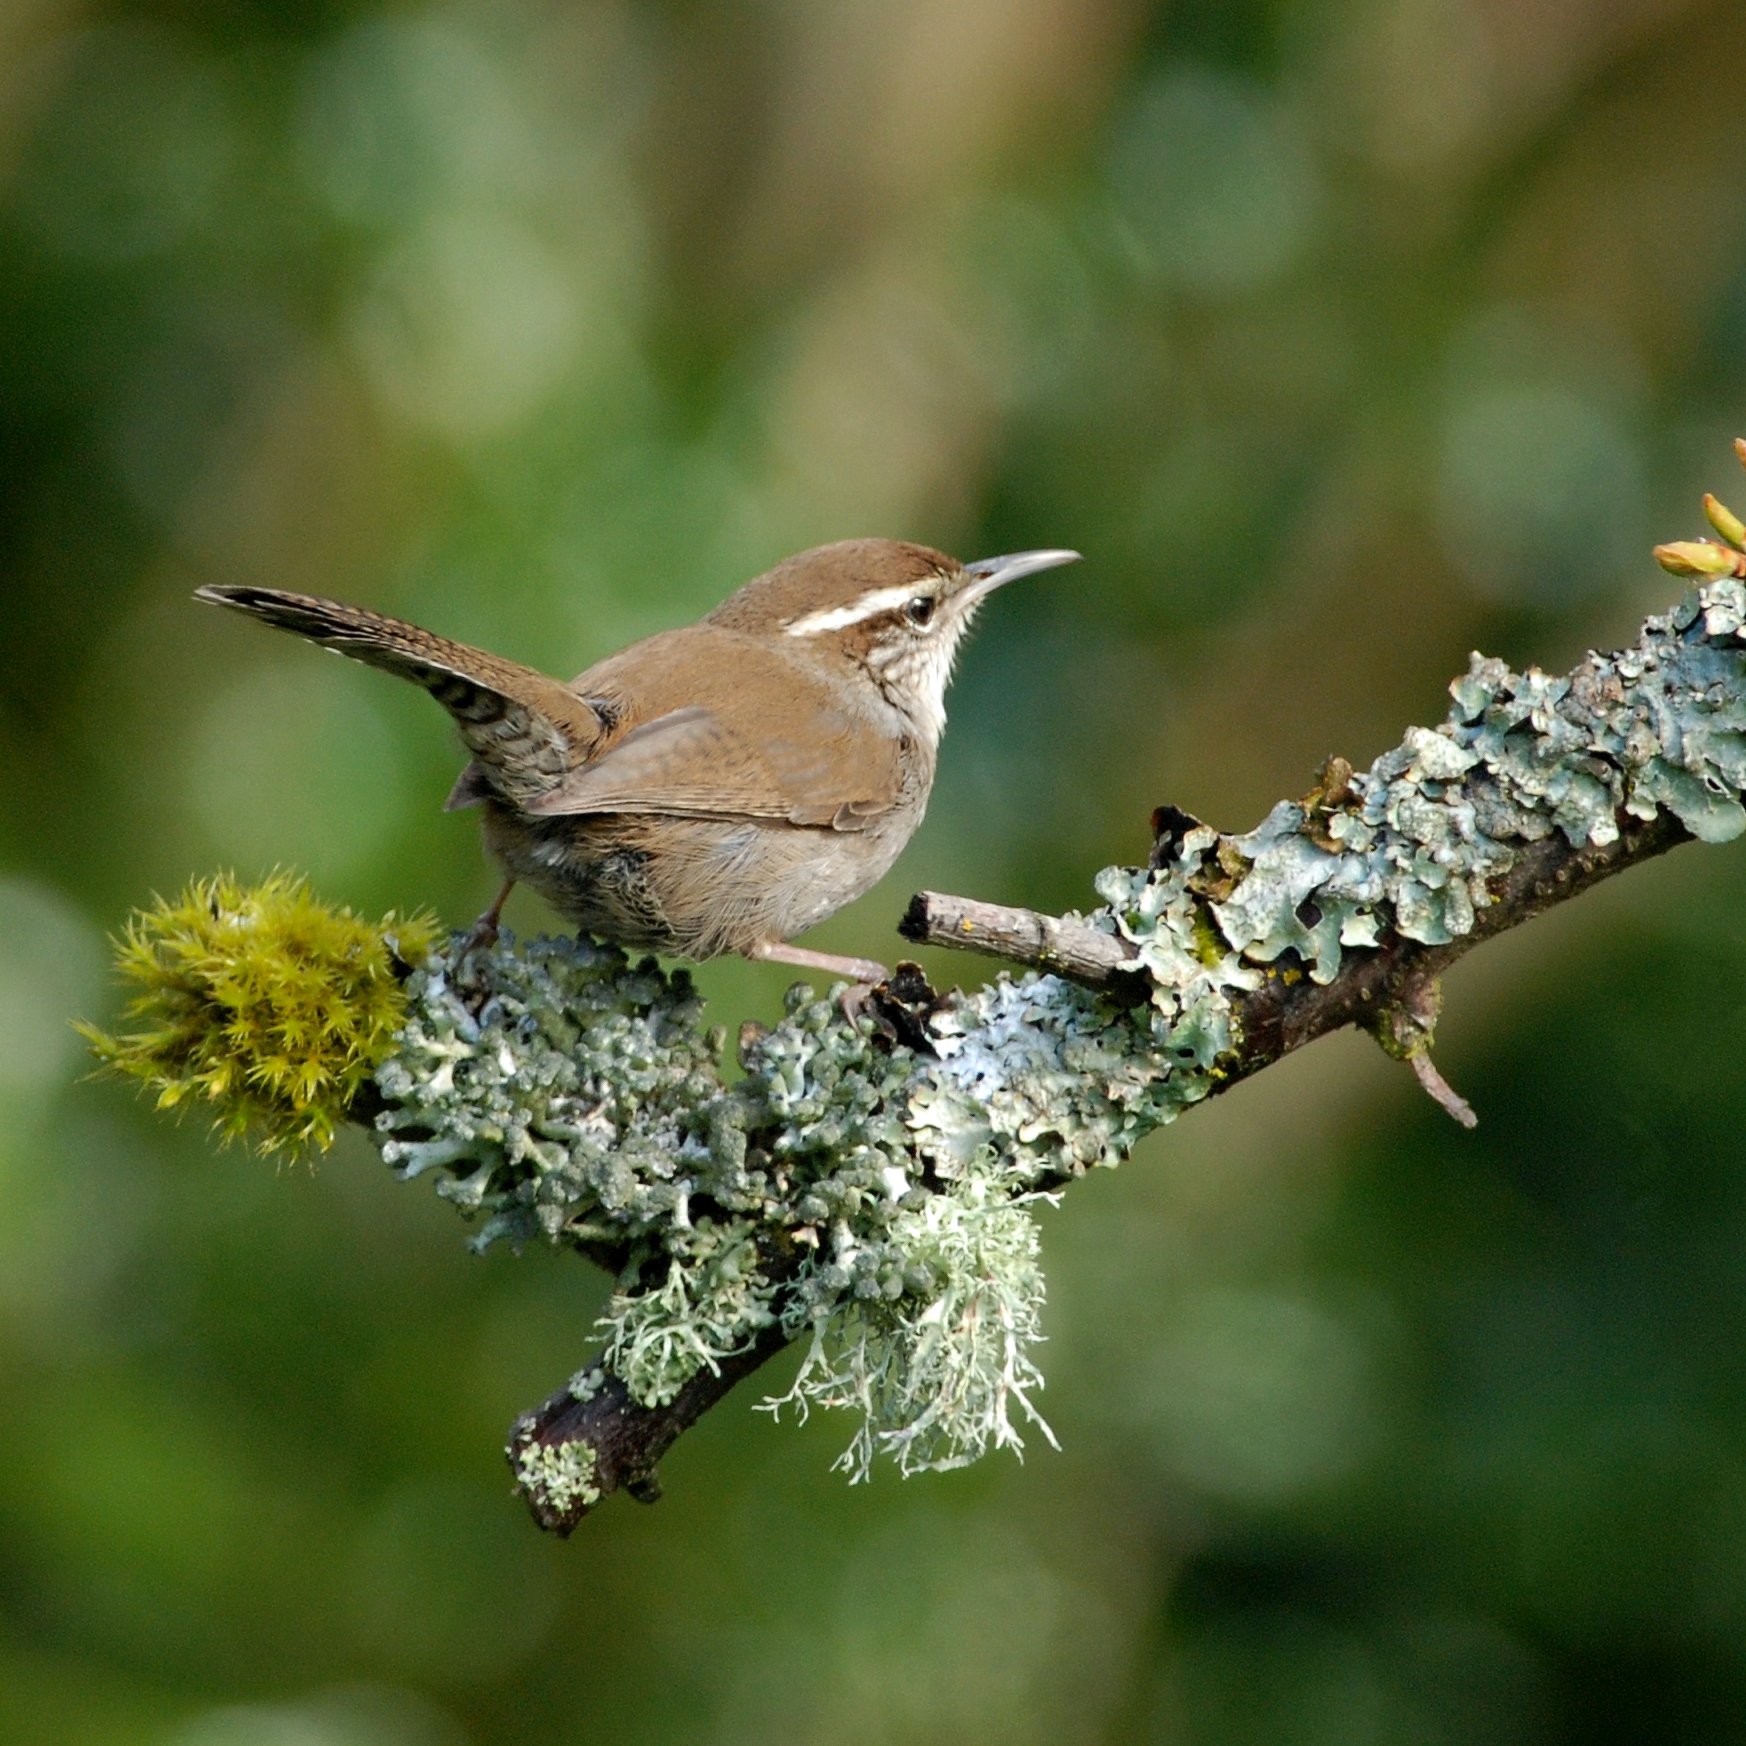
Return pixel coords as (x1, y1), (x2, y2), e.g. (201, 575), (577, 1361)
(480, 796), (926, 959)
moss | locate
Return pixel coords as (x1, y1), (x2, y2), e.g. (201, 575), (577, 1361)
(81, 873), (435, 1156)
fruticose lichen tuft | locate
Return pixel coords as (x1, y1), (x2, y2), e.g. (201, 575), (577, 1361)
(764, 1178), (1061, 1481)
(596, 1219), (778, 1407)
(82, 872), (435, 1155)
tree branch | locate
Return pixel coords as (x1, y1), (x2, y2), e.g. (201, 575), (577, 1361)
(1216, 807), (1689, 1088)
(909, 807), (1691, 1082)
(492, 574), (1736, 1530)
(509, 1323), (794, 1526)
(86, 523), (1746, 1537)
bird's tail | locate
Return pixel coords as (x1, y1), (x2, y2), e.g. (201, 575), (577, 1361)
(195, 585), (605, 806)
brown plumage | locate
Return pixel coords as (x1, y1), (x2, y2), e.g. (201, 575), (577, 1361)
(195, 537), (1079, 985)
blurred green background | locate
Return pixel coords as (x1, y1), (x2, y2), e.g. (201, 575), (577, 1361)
(4, 0), (1746, 1739)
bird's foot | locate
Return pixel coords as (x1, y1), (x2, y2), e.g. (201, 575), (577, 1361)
(456, 879), (516, 965)
(455, 913), (499, 962)
(454, 881), (517, 1013)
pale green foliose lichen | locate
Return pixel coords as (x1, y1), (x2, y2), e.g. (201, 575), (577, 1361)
(372, 934), (727, 1252)
(1205, 577), (1746, 982)
(365, 579), (1746, 1488)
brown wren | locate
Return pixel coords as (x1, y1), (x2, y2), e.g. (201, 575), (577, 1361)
(195, 539), (1079, 990)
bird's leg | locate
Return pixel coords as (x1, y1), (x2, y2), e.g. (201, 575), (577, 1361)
(458, 878), (516, 959)
(748, 940), (889, 983)
(747, 940), (889, 1024)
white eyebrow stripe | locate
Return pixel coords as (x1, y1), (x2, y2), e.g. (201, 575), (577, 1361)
(784, 582), (926, 637)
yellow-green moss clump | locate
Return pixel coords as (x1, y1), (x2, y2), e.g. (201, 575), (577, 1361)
(81, 873), (435, 1156)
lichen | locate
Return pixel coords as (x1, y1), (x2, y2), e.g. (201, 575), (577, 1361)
(512, 1436), (600, 1516)
(1200, 577), (1746, 987)
(596, 1218), (777, 1407)
(369, 913), (1239, 1473)
(763, 1178), (1059, 1481)
(371, 933), (727, 1254)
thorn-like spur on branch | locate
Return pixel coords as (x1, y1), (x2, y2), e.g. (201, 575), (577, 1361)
(80, 455), (1746, 1534)
(1411, 1052), (1478, 1128)
(899, 891), (1141, 990)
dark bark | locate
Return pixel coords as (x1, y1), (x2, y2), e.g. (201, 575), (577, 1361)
(509, 1324), (793, 1533)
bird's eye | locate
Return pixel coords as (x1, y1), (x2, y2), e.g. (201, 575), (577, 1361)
(905, 595), (935, 626)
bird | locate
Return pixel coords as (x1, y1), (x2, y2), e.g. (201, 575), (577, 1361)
(195, 539), (1080, 993)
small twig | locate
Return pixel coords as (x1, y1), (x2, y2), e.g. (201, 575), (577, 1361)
(1410, 1051), (1478, 1128)
(899, 891), (1140, 989)
(509, 1325), (792, 1535)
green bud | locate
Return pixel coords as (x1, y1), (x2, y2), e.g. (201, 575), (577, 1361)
(1654, 539), (1744, 579)
(1705, 494), (1746, 549)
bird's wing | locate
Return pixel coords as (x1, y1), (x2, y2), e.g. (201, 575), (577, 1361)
(195, 586), (608, 805)
(518, 707), (786, 819)
(520, 695), (906, 830)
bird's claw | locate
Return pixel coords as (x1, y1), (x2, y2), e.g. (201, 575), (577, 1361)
(846, 961), (941, 1053)
(456, 913), (501, 962)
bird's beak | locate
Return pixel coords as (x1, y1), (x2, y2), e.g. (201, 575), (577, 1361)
(959, 548), (1081, 602)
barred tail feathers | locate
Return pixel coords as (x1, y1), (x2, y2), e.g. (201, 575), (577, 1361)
(194, 585), (604, 804)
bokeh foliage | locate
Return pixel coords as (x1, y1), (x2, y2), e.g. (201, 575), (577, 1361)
(5, 0), (1746, 1741)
